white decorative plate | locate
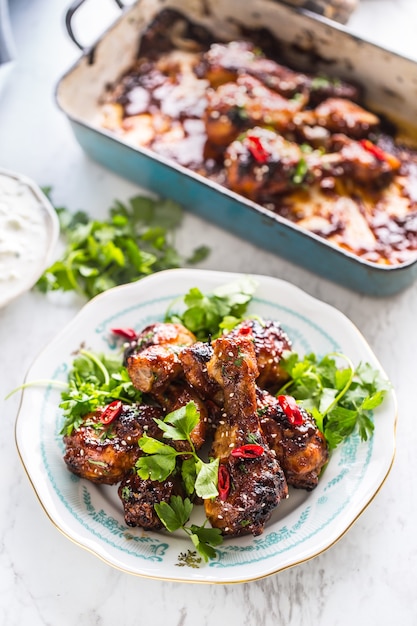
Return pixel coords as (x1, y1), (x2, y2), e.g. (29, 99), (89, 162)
(15, 269), (397, 583)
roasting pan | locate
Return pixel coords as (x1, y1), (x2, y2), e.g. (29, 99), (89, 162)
(56, 0), (417, 296)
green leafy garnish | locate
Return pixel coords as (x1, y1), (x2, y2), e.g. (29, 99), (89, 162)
(155, 496), (223, 562)
(277, 352), (390, 449)
(59, 350), (142, 436)
(165, 276), (258, 341)
(136, 402), (222, 561)
(36, 194), (210, 299)
(136, 401), (219, 499)
(292, 157), (309, 185)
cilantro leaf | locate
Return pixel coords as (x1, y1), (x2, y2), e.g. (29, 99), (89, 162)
(154, 495), (193, 532)
(165, 276), (258, 340)
(36, 193), (210, 300)
(59, 350), (142, 436)
(194, 458), (219, 499)
(154, 497), (223, 562)
(278, 351), (389, 450)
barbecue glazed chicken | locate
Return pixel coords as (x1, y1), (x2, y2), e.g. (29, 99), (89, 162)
(100, 13), (417, 266)
(63, 403), (164, 484)
(257, 388), (329, 491)
(62, 316), (329, 539)
(126, 322), (196, 394)
(204, 332), (288, 537)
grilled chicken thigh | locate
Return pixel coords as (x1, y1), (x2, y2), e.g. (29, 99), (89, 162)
(257, 388), (329, 490)
(204, 333), (288, 537)
(63, 404), (164, 484)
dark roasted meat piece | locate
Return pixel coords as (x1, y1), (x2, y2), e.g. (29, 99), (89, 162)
(63, 404), (164, 485)
(257, 388), (329, 490)
(204, 334), (288, 537)
(119, 471), (185, 530)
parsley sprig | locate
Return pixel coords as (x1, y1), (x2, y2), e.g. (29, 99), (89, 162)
(155, 496), (223, 562)
(165, 276), (258, 341)
(136, 402), (223, 560)
(277, 352), (390, 449)
(59, 350), (142, 436)
(37, 194), (209, 299)
(136, 402), (219, 499)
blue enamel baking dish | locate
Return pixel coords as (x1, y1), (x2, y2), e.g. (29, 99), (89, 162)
(56, 0), (417, 296)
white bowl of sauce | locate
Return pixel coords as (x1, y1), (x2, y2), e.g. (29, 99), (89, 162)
(0, 169), (59, 308)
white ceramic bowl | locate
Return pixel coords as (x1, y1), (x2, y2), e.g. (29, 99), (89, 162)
(0, 168), (59, 308)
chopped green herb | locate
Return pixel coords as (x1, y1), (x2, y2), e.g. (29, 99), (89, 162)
(136, 401), (219, 499)
(59, 350), (142, 436)
(292, 157), (309, 185)
(277, 352), (390, 449)
(36, 192), (210, 300)
(155, 496), (223, 562)
(165, 276), (258, 341)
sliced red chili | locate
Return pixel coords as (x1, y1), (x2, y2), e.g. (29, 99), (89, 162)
(277, 395), (304, 426)
(100, 400), (123, 425)
(359, 139), (400, 169)
(246, 135), (269, 164)
(231, 444), (264, 459)
(218, 464), (231, 501)
(111, 327), (137, 340)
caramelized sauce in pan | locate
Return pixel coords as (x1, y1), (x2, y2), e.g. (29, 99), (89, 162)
(98, 10), (417, 266)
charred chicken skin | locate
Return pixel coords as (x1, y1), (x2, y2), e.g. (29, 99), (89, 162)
(204, 333), (288, 537)
(63, 403), (164, 485)
(257, 388), (329, 491)
(118, 471), (185, 530)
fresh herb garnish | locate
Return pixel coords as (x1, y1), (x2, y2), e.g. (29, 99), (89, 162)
(36, 194), (210, 299)
(277, 352), (390, 449)
(59, 350), (142, 436)
(292, 157), (309, 185)
(136, 401), (223, 561)
(136, 402), (219, 499)
(155, 496), (223, 562)
(164, 276), (258, 341)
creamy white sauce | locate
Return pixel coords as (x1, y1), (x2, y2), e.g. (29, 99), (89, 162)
(0, 173), (51, 305)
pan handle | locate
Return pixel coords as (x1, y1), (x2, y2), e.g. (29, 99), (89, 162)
(65, 0), (125, 51)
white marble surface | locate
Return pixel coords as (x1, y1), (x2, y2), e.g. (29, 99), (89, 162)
(1, 1), (417, 624)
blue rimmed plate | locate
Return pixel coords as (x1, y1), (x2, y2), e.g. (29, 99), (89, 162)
(14, 269), (397, 583)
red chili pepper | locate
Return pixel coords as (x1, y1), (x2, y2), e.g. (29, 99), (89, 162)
(277, 395), (304, 426)
(238, 324), (252, 336)
(111, 327), (137, 341)
(231, 444), (264, 459)
(218, 464), (231, 501)
(359, 139), (400, 169)
(100, 400), (123, 425)
(246, 135), (269, 164)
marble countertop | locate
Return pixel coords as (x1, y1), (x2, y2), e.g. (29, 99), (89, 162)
(1, 1), (416, 624)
